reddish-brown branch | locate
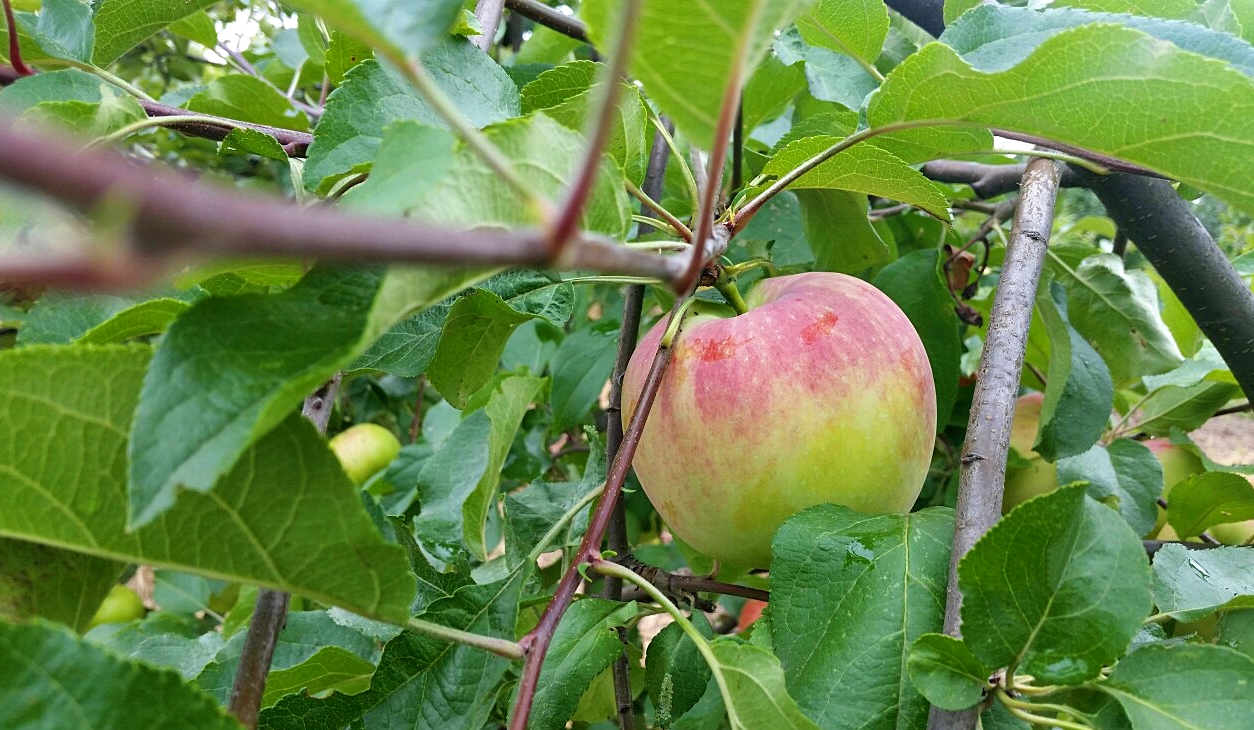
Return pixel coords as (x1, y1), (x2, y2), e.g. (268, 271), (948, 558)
(0, 117), (685, 286)
(505, 0), (588, 43)
(508, 299), (683, 730)
(471, 0), (507, 52)
(1, 0), (33, 76)
(547, 0), (640, 261)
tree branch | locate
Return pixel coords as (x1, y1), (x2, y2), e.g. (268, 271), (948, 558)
(2, 0), (33, 76)
(228, 376), (342, 728)
(0, 117), (686, 287)
(922, 160), (1082, 200)
(471, 0), (507, 52)
(1078, 171), (1254, 400)
(504, 0), (589, 43)
(927, 159), (1062, 730)
(883, 0), (945, 37)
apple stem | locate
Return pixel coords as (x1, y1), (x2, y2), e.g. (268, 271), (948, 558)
(713, 275), (749, 315)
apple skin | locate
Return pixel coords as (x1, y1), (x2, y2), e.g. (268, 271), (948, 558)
(328, 424), (402, 486)
(622, 272), (936, 568)
(1002, 393), (1058, 512)
(89, 584), (145, 628)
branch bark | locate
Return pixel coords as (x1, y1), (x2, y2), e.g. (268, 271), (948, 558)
(922, 161), (1083, 200)
(0, 117), (685, 287)
(1078, 171), (1254, 401)
(471, 0), (507, 52)
(504, 0), (588, 43)
(228, 376), (342, 728)
(927, 159), (1062, 730)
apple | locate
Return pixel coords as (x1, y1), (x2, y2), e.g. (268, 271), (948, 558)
(1144, 437), (1206, 537)
(88, 584), (145, 628)
(736, 599), (768, 633)
(1002, 393), (1058, 512)
(328, 423), (402, 486)
(621, 272), (936, 568)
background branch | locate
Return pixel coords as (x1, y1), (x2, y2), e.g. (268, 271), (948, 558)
(471, 0), (507, 52)
(928, 159), (1062, 730)
(1077, 171), (1254, 400)
(504, 0), (589, 43)
(922, 160), (1082, 199)
(883, 0), (945, 37)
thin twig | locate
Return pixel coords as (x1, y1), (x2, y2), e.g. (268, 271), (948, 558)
(927, 160), (1062, 730)
(1, 0), (32, 76)
(625, 180), (692, 241)
(228, 375), (342, 728)
(504, 0), (589, 42)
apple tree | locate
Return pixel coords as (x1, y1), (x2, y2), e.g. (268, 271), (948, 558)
(0, 1), (1253, 729)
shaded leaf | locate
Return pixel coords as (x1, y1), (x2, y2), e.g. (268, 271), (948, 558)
(1151, 544), (1254, 621)
(709, 639), (820, 730)
(281, 0), (464, 60)
(1166, 472), (1254, 540)
(647, 612), (715, 728)
(92, 0), (218, 65)
(1034, 281), (1113, 461)
(0, 538), (121, 632)
(1098, 644), (1254, 730)
(1057, 439), (1162, 538)
(906, 633), (990, 712)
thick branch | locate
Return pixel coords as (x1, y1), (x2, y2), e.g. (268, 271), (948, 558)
(471, 0), (507, 52)
(0, 117), (684, 286)
(922, 161), (1082, 200)
(1079, 172), (1254, 400)
(928, 160), (1062, 730)
(228, 376), (342, 728)
(883, 0), (945, 37)
(505, 0), (588, 43)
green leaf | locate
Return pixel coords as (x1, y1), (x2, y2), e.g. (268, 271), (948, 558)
(0, 620), (243, 730)
(1034, 281), (1114, 461)
(795, 189), (891, 274)
(1132, 381), (1240, 436)
(755, 135), (951, 219)
(18, 0), (94, 63)
(647, 612), (715, 728)
(874, 249), (961, 429)
(91, 0), (219, 66)
(582, 0), (811, 149)
(1218, 609), (1254, 658)
(527, 599), (641, 730)
(351, 304), (449, 377)
(870, 22), (1254, 217)
(774, 28), (880, 110)
(262, 646), (375, 708)
(1051, 253), (1182, 386)
(1057, 439), (1163, 538)
(503, 476), (593, 571)
(1052, 0), (1197, 18)
(219, 128), (289, 161)
(1166, 472), (1254, 539)
(960, 485), (1152, 684)
(260, 572), (523, 730)
(0, 538), (121, 632)
(461, 374), (546, 558)
(152, 570), (215, 617)
(339, 121), (456, 215)
(709, 639), (820, 730)
(280, 0), (463, 60)
(1151, 544), (1254, 621)
(0, 67), (103, 109)
(92, 613), (225, 680)
(411, 411), (491, 557)
(129, 264), (490, 528)
(187, 75), (309, 131)
(304, 48), (519, 192)
(427, 291), (538, 408)
(942, 5), (1254, 78)
(742, 52), (807, 133)
(17, 292), (168, 345)
(0, 345), (416, 622)
(795, 0), (888, 67)
(548, 325), (617, 432)
(325, 30), (374, 84)
(1097, 644), (1254, 730)
(771, 504), (953, 729)
(906, 633), (990, 712)
(168, 10), (217, 48)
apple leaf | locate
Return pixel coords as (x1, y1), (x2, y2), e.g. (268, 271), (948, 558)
(960, 485), (1152, 684)
(874, 249), (961, 430)
(129, 263), (490, 528)
(525, 599), (641, 730)
(1152, 544), (1254, 622)
(0, 620), (243, 730)
(771, 504), (953, 730)
(1218, 610), (1254, 658)
(1131, 381), (1241, 437)
(794, 0), (889, 67)
(186, 74), (310, 131)
(709, 639), (820, 730)
(742, 52), (807, 133)
(304, 50), (518, 192)
(261, 646), (376, 708)
(17, 0), (94, 63)
(754, 135), (951, 219)
(581, 0), (811, 150)
(340, 121), (457, 215)
(1050, 252), (1183, 386)
(906, 633), (990, 712)
(259, 572), (524, 730)
(91, 0), (219, 65)
(427, 290), (539, 408)
(0, 538), (121, 633)
(1166, 472), (1254, 540)
(350, 303), (449, 377)
(1056, 439), (1162, 538)
(0, 345), (416, 622)
(774, 28), (880, 111)
(1097, 644), (1254, 730)
(278, 0), (463, 60)
(503, 474), (596, 572)
(411, 410), (492, 559)
(646, 612), (714, 729)
(1033, 281), (1114, 462)
(549, 325), (618, 432)
(795, 189), (891, 274)
(870, 23), (1254, 218)
(16, 292), (189, 346)
(92, 614), (226, 681)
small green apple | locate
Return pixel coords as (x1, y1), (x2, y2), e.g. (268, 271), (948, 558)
(88, 584), (145, 628)
(1144, 437), (1206, 537)
(328, 424), (402, 486)
(622, 272), (936, 568)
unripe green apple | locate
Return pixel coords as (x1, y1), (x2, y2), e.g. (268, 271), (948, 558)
(88, 584), (145, 628)
(328, 423), (402, 486)
(622, 272), (936, 568)
(1145, 437), (1206, 537)
(1002, 393), (1058, 512)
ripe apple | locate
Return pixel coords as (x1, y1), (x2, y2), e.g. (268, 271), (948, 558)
(621, 272), (936, 568)
(328, 423), (402, 486)
(88, 584), (145, 628)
